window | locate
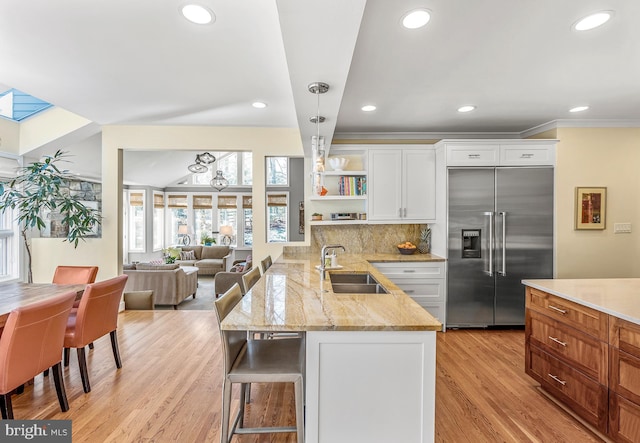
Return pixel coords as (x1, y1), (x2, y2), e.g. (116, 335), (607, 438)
(0, 207), (17, 281)
(217, 153), (238, 186)
(267, 193), (288, 243)
(190, 151), (252, 187)
(193, 194), (213, 245)
(242, 195), (253, 247)
(217, 195), (237, 246)
(167, 194), (188, 245)
(128, 191), (145, 251)
(266, 157), (288, 186)
(152, 192), (164, 251)
(242, 152), (253, 185)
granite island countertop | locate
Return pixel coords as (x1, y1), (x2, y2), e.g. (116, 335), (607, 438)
(220, 252), (444, 332)
(523, 278), (640, 326)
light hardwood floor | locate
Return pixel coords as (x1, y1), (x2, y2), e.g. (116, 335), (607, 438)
(13, 311), (603, 442)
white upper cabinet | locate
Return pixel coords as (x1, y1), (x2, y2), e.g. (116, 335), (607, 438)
(442, 140), (556, 166)
(445, 144), (499, 166)
(368, 146), (436, 223)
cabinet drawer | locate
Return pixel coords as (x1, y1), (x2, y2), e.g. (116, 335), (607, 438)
(526, 343), (608, 432)
(499, 144), (555, 166)
(372, 262), (445, 278)
(446, 145), (499, 166)
(527, 309), (607, 384)
(393, 282), (442, 300)
(526, 287), (608, 341)
(609, 392), (640, 443)
(610, 347), (640, 404)
(610, 317), (640, 359)
(419, 303), (444, 323)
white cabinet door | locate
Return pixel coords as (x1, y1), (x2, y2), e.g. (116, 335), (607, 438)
(368, 149), (403, 221)
(446, 144), (499, 166)
(499, 143), (555, 166)
(369, 148), (436, 222)
(403, 149), (436, 221)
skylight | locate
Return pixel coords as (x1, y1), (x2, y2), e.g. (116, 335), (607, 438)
(0, 88), (53, 122)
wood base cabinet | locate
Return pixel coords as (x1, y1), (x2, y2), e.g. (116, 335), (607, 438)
(610, 318), (640, 442)
(526, 287), (640, 441)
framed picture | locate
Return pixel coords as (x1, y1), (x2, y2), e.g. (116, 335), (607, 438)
(575, 187), (606, 230)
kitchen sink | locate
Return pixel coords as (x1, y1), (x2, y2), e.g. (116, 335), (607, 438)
(328, 272), (389, 294)
(329, 272), (379, 284)
(330, 283), (389, 294)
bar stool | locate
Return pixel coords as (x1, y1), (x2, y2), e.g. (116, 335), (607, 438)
(260, 255), (272, 273)
(214, 283), (304, 443)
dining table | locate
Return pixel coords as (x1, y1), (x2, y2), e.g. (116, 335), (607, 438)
(0, 281), (86, 328)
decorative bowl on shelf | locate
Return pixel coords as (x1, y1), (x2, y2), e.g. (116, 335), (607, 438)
(397, 242), (417, 255)
(329, 157), (349, 171)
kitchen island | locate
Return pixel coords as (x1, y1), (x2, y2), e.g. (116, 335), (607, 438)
(522, 279), (640, 442)
(221, 251), (443, 443)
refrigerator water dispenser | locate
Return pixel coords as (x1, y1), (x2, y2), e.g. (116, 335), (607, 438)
(461, 229), (481, 258)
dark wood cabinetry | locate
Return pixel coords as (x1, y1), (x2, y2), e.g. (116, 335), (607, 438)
(526, 287), (640, 441)
(609, 317), (640, 442)
(525, 287), (609, 433)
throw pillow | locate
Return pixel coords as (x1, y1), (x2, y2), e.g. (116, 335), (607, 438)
(180, 250), (196, 260)
(230, 262), (246, 272)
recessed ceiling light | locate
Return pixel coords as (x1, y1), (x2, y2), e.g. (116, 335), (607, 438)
(361, 105), (377, 112)
(252, 102), (267, 109)
(569, 105), (589, 113)
(401, 9), (431, 29)
(457, 105), (476, 113)
(573, 11), (613, 31)
(181, 4), (215, 25)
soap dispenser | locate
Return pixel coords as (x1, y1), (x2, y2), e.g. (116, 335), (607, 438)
(330, 251), (338, 268)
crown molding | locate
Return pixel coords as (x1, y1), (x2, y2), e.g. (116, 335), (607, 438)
(336, 119), (640, 143)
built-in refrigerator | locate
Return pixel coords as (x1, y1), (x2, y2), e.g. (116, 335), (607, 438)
(446, 167), (554, 327)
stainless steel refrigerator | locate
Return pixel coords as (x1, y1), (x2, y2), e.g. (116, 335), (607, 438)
(447, 167), (554, 327)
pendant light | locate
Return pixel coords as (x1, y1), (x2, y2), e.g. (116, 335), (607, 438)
(211, 170), (229, 191)
(187, 152), (216, 173)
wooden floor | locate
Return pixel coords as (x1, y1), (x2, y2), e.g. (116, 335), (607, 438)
(13, 311), (604, 442)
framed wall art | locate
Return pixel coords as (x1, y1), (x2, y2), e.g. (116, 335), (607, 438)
(575, 187), (606, 230)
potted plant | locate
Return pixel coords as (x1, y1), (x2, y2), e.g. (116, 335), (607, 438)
(201, 232), (216, 246)
(0, 150), (102, 282)
(311, 213), (323, 221)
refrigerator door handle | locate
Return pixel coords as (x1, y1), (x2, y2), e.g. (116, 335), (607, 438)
(484, 211), (494, 276)
(499, 211), (507, 276)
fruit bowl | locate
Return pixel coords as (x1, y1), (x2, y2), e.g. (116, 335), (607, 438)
(398, 246), (417, 255)
(397, 242), (417, 255)
(328, 157), (349, 171)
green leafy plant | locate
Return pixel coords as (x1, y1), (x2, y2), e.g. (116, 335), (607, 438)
(200, 232), (216, 245)
(0, 150), (102, 282)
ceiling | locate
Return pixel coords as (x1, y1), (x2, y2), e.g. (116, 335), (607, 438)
(1, 0), (639, 186)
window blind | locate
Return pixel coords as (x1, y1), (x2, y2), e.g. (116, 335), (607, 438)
(129, 192), (144, 207)
(167, 194), (188, 208)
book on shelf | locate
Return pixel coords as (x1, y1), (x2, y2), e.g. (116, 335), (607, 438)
(338, 176), (367, 196)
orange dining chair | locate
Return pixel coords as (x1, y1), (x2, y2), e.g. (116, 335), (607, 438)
(52, 266), (99, 285)
(52, 265), (99, 351)
(63, 274), (128, 393)
(0, 291), (77, 419)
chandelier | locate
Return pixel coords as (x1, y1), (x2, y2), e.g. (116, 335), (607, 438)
(187, 151), (216, 173)
(211, 170), (229, 191)
(186, 151), (228, 191)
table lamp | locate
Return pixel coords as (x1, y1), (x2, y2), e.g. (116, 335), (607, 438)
(220, 225), (233, 246)
(178, 224), (190, 245)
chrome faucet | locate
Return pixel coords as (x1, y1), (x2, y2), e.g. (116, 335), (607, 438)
(320, 244), (346, 271)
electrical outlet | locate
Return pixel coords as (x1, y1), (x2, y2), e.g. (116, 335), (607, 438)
(614, 223), (632, 233)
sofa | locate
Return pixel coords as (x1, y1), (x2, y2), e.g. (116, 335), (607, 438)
(174, 245), (231, 276)
(123, 263), (198, 309)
